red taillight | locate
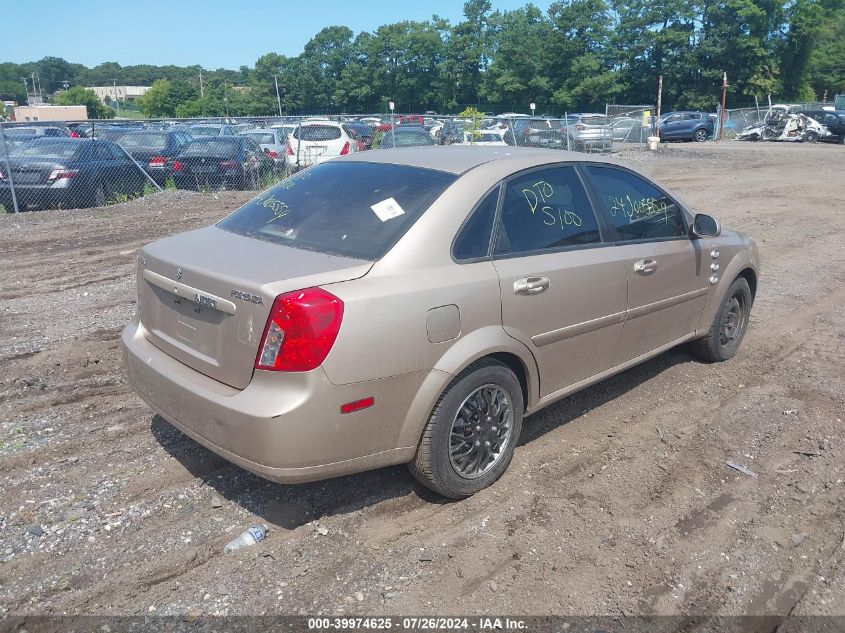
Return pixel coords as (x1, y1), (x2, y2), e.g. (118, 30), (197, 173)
(69, 131), (80, 138)
(148, 156), (166, 167)
(285, 142), (294, 156)
(255, 288), (344, 372)
(266, 150), (279, 159)
(339, 141), (350, 155)
(47, 169), (79, 180)
(171, 160), (183, 171)
(220, 159), (238, 170)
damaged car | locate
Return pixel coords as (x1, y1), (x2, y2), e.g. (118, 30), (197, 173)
(736, 105), (830, 143)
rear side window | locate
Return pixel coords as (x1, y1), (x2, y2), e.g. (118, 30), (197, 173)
(453, 187), (499, 261)
(585, 166), (687, 241)
(294, 125), (342, 141)
(494, 165), (601, 255)
(107, 143), (127, 160)
(218, 162), (457, 260)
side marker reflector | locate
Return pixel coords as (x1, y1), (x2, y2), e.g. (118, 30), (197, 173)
(340, 397), (375, 414)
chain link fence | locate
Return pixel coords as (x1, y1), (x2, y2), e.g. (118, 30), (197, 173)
(1, 109), (659, 214)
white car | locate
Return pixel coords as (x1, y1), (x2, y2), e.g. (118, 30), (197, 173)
(458, 130), (508, 146)
(285, 121), (357, 168)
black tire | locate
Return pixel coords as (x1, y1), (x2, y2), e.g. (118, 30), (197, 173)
(91, 184), (106, 208)
(409, 360), (524, 499)
(804, 130), (819, 143)
(693, 128), (708, 142)
(688, 277), (752, 362)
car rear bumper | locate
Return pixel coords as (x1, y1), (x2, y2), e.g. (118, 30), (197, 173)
(0, 184), (80, 209)
(122, 313), (419, 484)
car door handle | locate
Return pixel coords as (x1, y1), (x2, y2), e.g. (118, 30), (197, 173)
(514, 276), (550, 295)
(633, 259), (658, 275)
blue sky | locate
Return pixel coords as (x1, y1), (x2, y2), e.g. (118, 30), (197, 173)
(5, 0), (553, 69)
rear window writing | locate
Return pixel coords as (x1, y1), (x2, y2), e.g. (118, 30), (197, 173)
(217, 162), (457, 260)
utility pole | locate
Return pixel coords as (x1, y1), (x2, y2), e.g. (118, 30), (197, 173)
(274, 75), (282, 117)
(31, 73), (39, 103)
(656, 74), (663, 137)
(719, 72), (728, 140)
(22, 78), (30, 105)
(113, 78), (120, 117)
(199, 68), (204, 99)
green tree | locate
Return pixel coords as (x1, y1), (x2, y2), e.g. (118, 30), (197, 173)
(53, 86), (115, 118)
(808, 0), (845, 98)
(137, 79), (175, 117)
(782, 0), (845, 100)
(547, 0), (623, 109)
(445, 0), (494, 104)
(482, 5), (554, 106)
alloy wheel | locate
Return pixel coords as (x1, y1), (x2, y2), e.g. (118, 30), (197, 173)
(449, 384), (514, 479)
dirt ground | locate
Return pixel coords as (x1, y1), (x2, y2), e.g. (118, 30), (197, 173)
(0, 142), (843, 619)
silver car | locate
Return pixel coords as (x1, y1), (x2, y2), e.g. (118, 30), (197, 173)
(565, 114), (613, 151)
(123, 147), (760, 498)
(239, 128), (288, 171)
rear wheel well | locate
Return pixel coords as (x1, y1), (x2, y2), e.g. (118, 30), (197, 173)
(737, 267), (757, 301)
(487, 352), (529, 412)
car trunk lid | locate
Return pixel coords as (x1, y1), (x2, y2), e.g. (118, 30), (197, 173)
(137, 225), (373, 389)
(6, 158), (58, 185)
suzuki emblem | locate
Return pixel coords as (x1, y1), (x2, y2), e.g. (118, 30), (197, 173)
(176, 267), (183, 281)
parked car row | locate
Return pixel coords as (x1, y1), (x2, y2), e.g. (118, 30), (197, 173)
(0, 108), (724, 212)
(0, 126), (277, 210)
(0, 138), (146, 210)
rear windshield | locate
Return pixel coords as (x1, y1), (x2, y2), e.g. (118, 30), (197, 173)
(190, 126), (222, 136)
(386, 131), (431, 147)
(14, 142), (80, 159)
(294, 125), (342, 141)
(243, 133), (275, 144)
(217, 162), (457, 260)
(579, 116), (608, 126)
(119, 133), (168, 149)
(6, 128), (36, 136)
(183, 140), (238, 156)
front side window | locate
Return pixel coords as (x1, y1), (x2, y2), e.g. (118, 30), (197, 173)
(494, 165), (601, 255)
(585, 166), (687, 241)
(218, 162), (457, 260)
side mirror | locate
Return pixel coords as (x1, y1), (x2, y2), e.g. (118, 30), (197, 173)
(691, 213), (721, 238)
(263, 147), (271, 154)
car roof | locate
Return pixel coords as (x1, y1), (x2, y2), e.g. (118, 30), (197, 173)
(340, 145), (621, 175)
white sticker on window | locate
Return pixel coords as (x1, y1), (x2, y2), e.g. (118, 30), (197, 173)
(370, 197), (405, 222)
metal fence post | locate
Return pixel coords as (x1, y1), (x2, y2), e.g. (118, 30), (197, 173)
(0, 123), (20, 214)
(565, 112), (571, 151)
